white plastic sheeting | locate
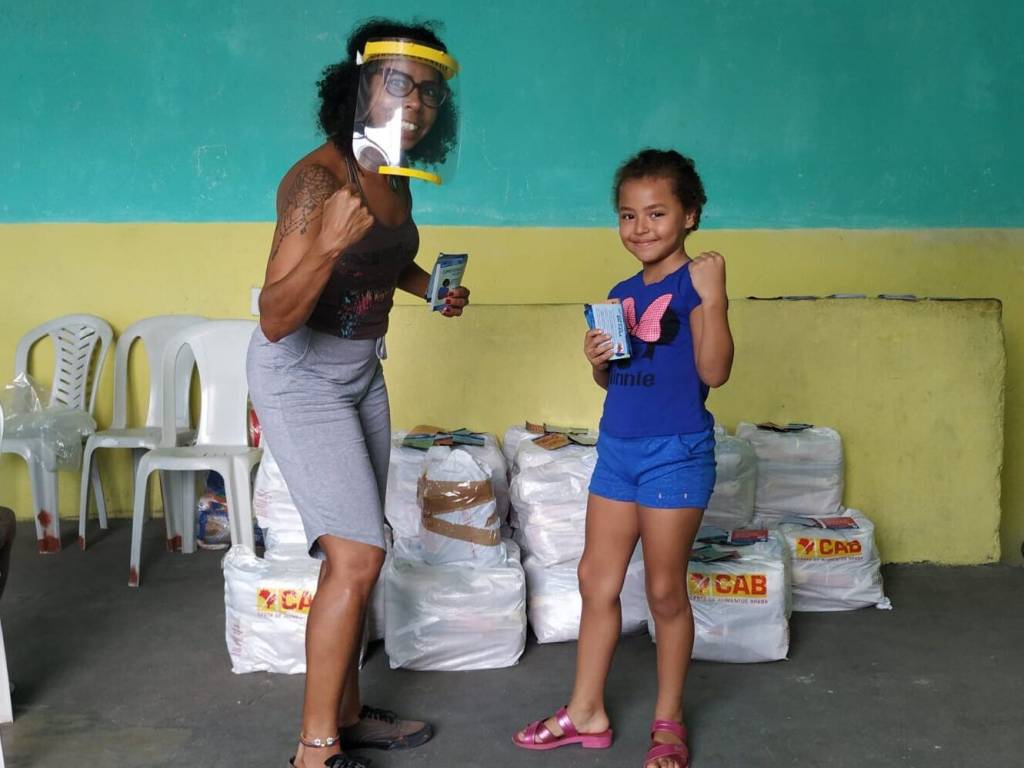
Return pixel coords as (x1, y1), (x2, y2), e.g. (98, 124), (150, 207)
(502, 425), (536, 471)
(384, 541), (527, 671)
(252, 441), (308, 558)
(523, 546), (649, 644)
(775, 508), (889, 612)
(735, 422), (844, 523)
(704, 434), (757, 530)
(510, 431), (598, 476)
(0, 373), (96, 470)
(509, 450), (595, 567)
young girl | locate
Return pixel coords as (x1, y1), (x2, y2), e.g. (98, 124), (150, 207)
(513, 149), (733, 768)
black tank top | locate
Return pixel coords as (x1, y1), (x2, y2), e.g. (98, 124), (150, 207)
(306, 158), (419, 339)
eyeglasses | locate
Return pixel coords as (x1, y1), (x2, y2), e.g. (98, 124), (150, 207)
(382, 70), (448, 108)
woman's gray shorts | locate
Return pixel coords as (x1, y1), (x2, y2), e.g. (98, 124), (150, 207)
(247, 325), (390, 558)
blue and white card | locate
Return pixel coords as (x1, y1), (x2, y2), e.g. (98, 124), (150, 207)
(426, 253), (468, 311)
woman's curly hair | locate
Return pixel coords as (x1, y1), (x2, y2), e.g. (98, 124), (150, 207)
(613, 149), (707, 232)
(318, 18), (458, 166)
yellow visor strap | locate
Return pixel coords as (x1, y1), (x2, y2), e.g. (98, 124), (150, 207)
(378, 165), (443, 185)
(362, 40), (459, 80)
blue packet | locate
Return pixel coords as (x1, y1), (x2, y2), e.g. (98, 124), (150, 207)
(426, 253), (468, 311)
(584, 302), (631, 361)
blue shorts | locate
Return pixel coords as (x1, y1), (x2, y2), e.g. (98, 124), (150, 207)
(589, 429), (717, 509)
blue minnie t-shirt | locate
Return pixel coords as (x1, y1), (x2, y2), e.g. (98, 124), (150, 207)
(600, 262), (714, 438)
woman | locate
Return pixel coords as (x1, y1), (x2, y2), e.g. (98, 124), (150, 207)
(246, 19), (469, 768)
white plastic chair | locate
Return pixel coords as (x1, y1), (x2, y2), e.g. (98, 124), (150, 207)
(77, 315), (205, 550)
(0, 315), (112, 552)
(129, 320), (261, 587)
(0, 616), (10, 726)
(0, 405), (13, 726)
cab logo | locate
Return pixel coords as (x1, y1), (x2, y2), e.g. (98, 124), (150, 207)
(796, 537), (863, 559)
(689, 571), (767, 598)
(257, 586), (314, 614)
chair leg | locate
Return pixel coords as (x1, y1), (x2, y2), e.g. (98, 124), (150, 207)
(78, 439), (97, 549)
(131, 449), (146, 517)
(158, 471), (182, 552)
(129, 463), (153, 587)
(226, 460), (255, 551)
(27, 457), (60, 554)
(179, 471), (198, 554)
(91, 452), (108, 530)
(0, 616), (12, 724)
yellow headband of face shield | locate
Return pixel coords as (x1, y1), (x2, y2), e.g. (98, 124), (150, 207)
(361, 39), (460, 80)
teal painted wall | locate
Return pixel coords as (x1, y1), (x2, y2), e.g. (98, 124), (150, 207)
(2, 0), (1022, 227)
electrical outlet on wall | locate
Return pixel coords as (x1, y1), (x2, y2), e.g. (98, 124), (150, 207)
(250, 287), (261, 316)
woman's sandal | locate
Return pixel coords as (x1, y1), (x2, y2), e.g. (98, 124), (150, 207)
(513, 706), (613, 751)
(288, 734), (371, 768)
(643, 719), (689, 768)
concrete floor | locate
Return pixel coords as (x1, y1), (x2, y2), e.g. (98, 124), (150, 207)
(0, 519), (1021, 768)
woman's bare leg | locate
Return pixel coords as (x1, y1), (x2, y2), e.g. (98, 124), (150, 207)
(293, 535), (383, 768)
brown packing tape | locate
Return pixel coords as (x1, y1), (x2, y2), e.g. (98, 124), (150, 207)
(534, 433), (571, 450)
(422, 516), (501, 547)
(417, 476), (495, 515)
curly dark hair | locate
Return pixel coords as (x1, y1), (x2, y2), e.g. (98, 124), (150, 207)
(318, 18), (458, 166)
(613, 149), (707, 232)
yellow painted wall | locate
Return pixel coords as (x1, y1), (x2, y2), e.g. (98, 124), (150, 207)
(0, 224), (1018, 564)
(385, 299), (1004, 566)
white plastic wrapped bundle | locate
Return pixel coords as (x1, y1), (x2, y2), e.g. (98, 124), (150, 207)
(502, 425), (535, 470)
(385, 436), (429, 543)
(262, 542), (311, 562)
(0, 373), (97, 470)
(223, 547), (375, 673)
(776, 508), (889, 612)
(704, 434), (757, 530)
(735, 422), (844, 523)
(252, 441), (308, 557)
(509, 449), (595, 566)
(386, 432), (509, 549)
(648, 531), (791, 663)
(415, 448), (504, 567)
(223, 547), (357, 673)
(384, 541), (526, 671)
(512, 434), (598, 475)
(459, 433), (510, 520)
(523, 557), (580, 643)
(523, 546), (648, 644)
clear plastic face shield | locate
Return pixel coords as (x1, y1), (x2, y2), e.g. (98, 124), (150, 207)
(353, 39), (460, 185)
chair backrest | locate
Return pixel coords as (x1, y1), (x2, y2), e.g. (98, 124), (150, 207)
(160, 320), (257, 448)
(13, 314), (113, 414)
(110, 315), (206, 430)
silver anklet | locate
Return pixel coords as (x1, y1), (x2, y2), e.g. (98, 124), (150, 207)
(299, 733), (340, 748)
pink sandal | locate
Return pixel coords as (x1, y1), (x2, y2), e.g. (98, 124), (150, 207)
(644, 719), (689, 767)
(513, 706), (613, 751)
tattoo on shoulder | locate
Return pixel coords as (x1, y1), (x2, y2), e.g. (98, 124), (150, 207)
(269, 165), (339, 261)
